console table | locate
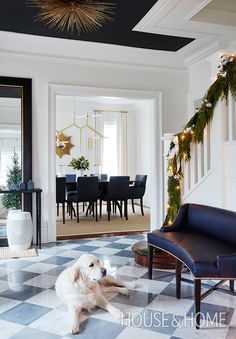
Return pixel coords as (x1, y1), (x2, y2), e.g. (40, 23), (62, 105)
(0, 189), (42, 249)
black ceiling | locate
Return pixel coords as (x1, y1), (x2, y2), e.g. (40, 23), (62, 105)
(0, 0), (194, 52)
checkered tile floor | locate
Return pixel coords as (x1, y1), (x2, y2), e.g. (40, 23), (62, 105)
(0, 235), (235, 338)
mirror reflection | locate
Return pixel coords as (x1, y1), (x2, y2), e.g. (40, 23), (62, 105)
(0, 85), (22, 237)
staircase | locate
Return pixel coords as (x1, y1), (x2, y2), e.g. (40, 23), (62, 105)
(163, 92), (236, 221)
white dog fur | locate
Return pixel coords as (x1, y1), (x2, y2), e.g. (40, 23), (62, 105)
(55, 253), (136, 334)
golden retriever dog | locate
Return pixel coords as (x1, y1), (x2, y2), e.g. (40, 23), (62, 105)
(55, 253), (136, 334)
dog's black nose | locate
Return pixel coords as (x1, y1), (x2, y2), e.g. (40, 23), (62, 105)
(101, 268), (107, 277)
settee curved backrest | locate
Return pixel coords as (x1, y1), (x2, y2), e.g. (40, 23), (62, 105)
(186, 203), (236, 246)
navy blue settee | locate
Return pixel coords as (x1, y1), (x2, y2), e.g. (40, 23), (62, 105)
(147, 203), (236, 328)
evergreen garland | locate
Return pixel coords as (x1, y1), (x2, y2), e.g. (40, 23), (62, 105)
(2, 151), (22, 210)
(164, 55), (236, 226)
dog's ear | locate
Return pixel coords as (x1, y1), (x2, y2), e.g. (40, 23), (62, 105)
(71, 266), (83, 284)
(70, 266), (80, 283)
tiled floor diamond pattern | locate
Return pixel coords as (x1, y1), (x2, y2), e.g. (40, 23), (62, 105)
(0, 235), (233, 338)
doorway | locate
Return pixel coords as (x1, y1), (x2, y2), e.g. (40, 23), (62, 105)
(48, 85), (162, 242)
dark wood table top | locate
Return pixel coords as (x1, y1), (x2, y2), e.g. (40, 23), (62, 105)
(0, 189), (42, 193)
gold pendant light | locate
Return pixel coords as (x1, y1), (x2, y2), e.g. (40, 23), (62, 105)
(26, 0), (115, 34)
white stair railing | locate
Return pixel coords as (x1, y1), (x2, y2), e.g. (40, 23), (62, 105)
(182, 123), (211, 198)
(162, 93), (236, 220)
(226, 92), (236, 142)
(162, 125), (212, 215)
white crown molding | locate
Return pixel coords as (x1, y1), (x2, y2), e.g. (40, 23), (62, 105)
(178, 38), (220, 67)
(183, 0), (212, 22)
(1, 1), (235, 69)
(0, 31), (187, 71)
(134, 0), (236, 66)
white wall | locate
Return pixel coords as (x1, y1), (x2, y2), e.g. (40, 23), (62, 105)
(187, 59), (212, 120)
(0, 48), (188, 242)
(133, 101), (152, 207)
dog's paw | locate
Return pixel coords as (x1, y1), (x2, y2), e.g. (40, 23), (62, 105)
(126, 281), (137, 289)
(121, 288), (129, 296)
(71, 326), (80, 335)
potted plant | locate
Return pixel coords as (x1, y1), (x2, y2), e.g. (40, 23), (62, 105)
(132, 240), (175, 269)
(2, 151), (22, 210)
(69, 156), (89, 177)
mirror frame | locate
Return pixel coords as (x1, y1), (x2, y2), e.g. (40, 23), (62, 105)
(0, 76), (32, 212)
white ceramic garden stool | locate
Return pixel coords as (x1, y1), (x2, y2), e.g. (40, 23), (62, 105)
(6, 210), (33, 251)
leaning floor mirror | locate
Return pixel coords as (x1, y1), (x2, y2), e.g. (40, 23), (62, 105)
(0, 76), (32, 245)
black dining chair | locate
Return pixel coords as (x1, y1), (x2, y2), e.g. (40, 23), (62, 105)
(68, 176), (99, 223)
(128, 175), (147, 215)
(65, 174), (77, 215)
(100, 176), (130, 221)
(56, 177), (66, 224)
(100, 173), (108, 180)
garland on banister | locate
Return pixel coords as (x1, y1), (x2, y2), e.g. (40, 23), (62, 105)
(164, 54), (236, 226)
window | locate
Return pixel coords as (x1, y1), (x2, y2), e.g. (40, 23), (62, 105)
(102, 121), (118, 175)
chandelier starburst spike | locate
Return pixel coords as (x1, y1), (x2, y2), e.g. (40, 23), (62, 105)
(26, 0), (115, 34)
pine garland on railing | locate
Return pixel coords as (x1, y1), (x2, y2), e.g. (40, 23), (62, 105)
(164, 55), (236, 226)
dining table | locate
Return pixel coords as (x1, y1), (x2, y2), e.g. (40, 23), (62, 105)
(64, 177), (141, 219)
(65, 178), (139, 194)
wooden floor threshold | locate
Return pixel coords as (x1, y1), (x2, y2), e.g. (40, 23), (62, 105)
(57, 229), (148, 241)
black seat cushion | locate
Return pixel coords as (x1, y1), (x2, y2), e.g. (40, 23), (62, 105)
(128, 186), (145, 199)
(148, 230), (236, 278)
(67, 191), (76, 199)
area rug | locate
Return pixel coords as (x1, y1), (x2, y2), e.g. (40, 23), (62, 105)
(0, 247), (38, 259)
(57, 205), (150, 237)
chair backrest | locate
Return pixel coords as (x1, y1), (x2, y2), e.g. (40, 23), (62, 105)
(56, 177), (66, 203)
(101, 173), (108, 180)
(184, 203), (236, 246)
(65, 174), (76, 182)
(77, 176), (99, 202)
(108, 176), (130, 200)
(134, 175), (147, 188)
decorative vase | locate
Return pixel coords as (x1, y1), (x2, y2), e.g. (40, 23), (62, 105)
(7, 211), (33, 251)
(76, 169), (84, 177)
(132, 241), (176, 269)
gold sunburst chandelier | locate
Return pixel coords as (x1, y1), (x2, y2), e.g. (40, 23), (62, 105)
(27, 0), (115, 34)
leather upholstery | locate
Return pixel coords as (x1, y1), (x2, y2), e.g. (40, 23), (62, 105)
(101, 176), (130, 201)
(148, 203), (236, 278)
(68, 176), (99, 203)
(56, 177), (66, 203)
(128, 174), (147, 199)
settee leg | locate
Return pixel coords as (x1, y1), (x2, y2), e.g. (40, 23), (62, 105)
(194, 279), (201, 329)
(230, 280), (234, 292)
(148, 245), (153, 280)
(176, 259), (182, 299)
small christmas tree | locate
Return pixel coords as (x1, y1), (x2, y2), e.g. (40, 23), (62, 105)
(2, 151), (22, 210)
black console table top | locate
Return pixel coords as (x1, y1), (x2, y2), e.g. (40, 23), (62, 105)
(0, 189), (42, 193)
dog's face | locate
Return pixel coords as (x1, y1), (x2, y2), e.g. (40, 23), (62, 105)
(73, 254), (106, 282)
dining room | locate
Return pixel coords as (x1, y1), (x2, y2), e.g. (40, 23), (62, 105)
(55, 94), (154, 238)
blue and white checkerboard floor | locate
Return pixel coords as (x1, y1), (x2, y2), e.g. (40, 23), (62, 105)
(0, 234), (235, 338)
